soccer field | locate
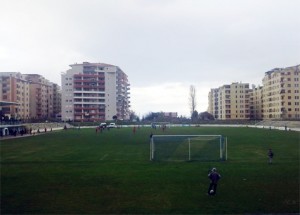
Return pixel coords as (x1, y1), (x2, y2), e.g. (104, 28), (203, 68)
(1, 126), (299, 214)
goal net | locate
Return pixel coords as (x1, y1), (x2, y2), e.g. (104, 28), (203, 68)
(151, 122), (171, 129)
(150, 135), (227, 161)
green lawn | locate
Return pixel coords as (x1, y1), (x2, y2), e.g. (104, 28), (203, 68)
(1, 126), (299, 214)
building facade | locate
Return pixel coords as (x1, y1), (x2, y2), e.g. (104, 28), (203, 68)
(208, 88), (219, 119)
(0, 72), (30, 120)
(52, 83), (61, 118)
(249, 85), (263, 120)
(61, 62), (130, 122)
(24, 74), (55, 119)
(208, 83), (250, 120)
(208, 65), (300, 120)
(0, 72), (61, 120)
(262, 65), (300, 119)
(163, 112), (178, 118)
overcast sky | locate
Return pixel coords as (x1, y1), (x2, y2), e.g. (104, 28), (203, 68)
(1, 0), (299, 117)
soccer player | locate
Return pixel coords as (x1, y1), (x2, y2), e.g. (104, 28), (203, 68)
(207, 168), (221, 195)
(268, 149), (274, 164)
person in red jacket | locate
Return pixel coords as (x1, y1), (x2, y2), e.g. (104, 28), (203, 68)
(207, 167), (221, 195)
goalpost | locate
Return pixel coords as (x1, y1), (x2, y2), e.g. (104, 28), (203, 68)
(150, 135), (227, 161)
(151, 122), (172, 129)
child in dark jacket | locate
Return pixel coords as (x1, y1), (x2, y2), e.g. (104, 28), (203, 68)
(208, 168), (221, 195)
(268, 149), (274, 164)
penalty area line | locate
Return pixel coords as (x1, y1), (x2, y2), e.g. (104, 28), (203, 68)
(100, 154), (108, 160)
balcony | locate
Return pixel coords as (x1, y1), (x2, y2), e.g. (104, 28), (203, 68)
(74, 107), (97, 111)
(74, 80), (105, 85)
(74, 111), (105, 116)
(74, 74), (105, 78)
(74, 84), (105, 90)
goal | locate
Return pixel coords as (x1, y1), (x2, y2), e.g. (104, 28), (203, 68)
(150, 135), (227, 161)
(151, 122), (171, 129)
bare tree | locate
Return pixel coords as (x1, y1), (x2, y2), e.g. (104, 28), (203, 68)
(189, 85), (197, 118)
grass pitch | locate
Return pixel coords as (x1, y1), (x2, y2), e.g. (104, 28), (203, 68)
(1, 126), (299, 214)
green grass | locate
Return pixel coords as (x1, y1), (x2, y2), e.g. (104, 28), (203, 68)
(1, 126), (299, 214)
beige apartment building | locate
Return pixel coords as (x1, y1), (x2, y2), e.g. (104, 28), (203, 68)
(208, 64), (300, 120)
(208, 88), (219, 119)
(0, 72), (61, 120)
(0, 72), (30, 119)
(262, 65), (300, 119)
(249, 86), (263, 120)
(25, 74), (54, 119)
(208, 83), (250, 120)
(52, 83), (61, 118)
(61, 62), (130, 122)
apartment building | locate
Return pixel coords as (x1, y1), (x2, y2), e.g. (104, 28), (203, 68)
(163, 112), (178, 118)
(262, 65), (300, 119)
(249, 85), (263, 120)
(0, 72), (62, 120)
(52, 83), (61, 118)
(61, 62), (130, 122)
(208, 64), (300, 120)
(208, 88), (219, 119)
(0, 72), (30, 119)
(24, 74), (54, 119)
(208, 83), (250, 120)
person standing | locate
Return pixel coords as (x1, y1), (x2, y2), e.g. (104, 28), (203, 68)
(268, 149), (274, 164)
(207, 168), (221, 195)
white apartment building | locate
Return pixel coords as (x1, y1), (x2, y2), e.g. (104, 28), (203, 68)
(61, 62), (130, 122)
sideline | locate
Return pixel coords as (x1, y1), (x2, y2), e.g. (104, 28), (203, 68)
(0, 127), (64, 141)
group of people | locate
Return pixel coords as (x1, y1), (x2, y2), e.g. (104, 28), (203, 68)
(206, 149), (274, 196)
(95, 126), (105, 133)
(151, 124), (168, 132)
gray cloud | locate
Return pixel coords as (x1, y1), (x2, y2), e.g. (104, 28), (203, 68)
(1, 0), (299, 116)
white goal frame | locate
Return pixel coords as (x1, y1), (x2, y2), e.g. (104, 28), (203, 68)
(151, 122), (172, 128)
(150, 135), (227, 161)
